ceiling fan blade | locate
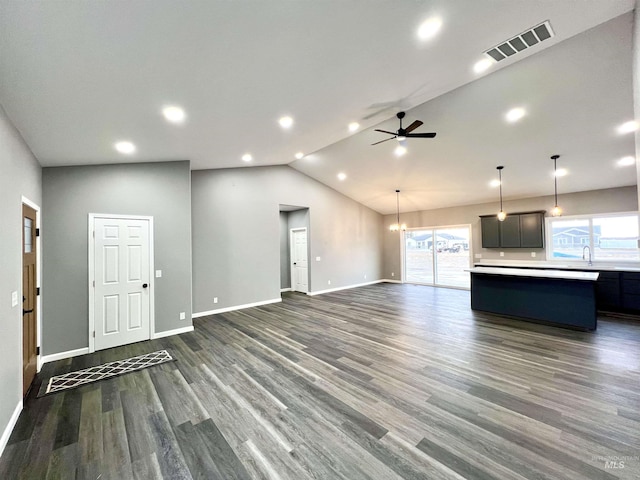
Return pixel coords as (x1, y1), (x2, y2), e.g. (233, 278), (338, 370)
(374, 129), (398, 135)
(371, 136), (396, 145)
(405, 120), (423, 133)
(406, 132), (437, 138)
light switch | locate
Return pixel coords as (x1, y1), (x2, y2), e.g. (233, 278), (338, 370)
(531, 252), (536, 258)
(11, 291), (18, 307)
(155, 270), (162, 278)
(179, 312), (186, 320)
(316, 256), (321, 261)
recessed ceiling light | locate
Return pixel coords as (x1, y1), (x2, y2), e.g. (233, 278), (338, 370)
(162, 105), (186, 124)
(474, 59), (493, 74)
(394, 145), (407, 157)
(617, 120), (638, 134)
(278, 116), (294, 129)
(337, 172), (347, 181)
(618, 156), (635, 166)
(115, 141), (136, 154)
(554, 168), (567, 177)
(242, 153), (252, 162)
(418, 17), (442, 40)
(489, 179), (501, 188)
(294, 152), (304, 159)
(348, 122), (360, 132)
(506, 107), (526, 123)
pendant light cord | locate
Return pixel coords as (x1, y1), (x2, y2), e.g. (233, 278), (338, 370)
(499, 169), (503, 212)
(553, 157), (558, 207)
(396, 189), (400, 225)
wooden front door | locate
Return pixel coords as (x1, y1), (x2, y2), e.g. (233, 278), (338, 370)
(22, 204), (37, 396)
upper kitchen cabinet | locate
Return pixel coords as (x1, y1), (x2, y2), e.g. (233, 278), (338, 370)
(480, 211), (545, 248)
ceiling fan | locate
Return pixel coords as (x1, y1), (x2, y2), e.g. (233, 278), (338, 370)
(372, 111), (436, 145)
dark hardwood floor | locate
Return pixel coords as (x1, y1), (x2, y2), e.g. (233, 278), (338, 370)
(1, 283), (639, 479)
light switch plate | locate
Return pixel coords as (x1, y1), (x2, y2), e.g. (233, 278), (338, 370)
(11, 291), (18, 307)
(316, 256), (321, 261)
(179, 312), (186, 320)
(531, 252), (536, 258)
(155, 270), (162, 278)
(500, 252), (505, 257)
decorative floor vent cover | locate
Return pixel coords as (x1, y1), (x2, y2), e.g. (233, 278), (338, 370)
(39, 349), (174, 396)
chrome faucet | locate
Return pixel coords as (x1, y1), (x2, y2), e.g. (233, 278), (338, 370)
(582, 245), (593, 266)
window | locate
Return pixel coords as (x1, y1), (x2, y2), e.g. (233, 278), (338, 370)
(548, 213), (640, 262)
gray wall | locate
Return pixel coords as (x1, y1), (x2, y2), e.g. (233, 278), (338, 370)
(42, 161), (192, 355)
(279, 212), (290, 289)
(0, 106), (41, 446)
(383, 186), (638, 278)
(192, 166), (384, 313)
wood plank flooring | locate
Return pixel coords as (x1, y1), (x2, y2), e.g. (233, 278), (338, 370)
(1, 283), (639, 479)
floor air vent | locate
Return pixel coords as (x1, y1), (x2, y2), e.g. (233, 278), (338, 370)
(485, 20), (554, 62)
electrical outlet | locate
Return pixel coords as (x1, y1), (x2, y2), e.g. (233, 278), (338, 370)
(475, 253), (482, 259)
(500, 252), (505, 257)
(328, 280), (331, 285)
(531, 252), (536, 258)
(179, 312), (186, 320)
(391, 272), (395, 277)
(213, 297), (218, 304)
(155, 270), (162, 278)
(316, 256), (321, 261)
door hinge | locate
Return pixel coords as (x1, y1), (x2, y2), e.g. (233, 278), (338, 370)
(92, 280), (95, 288)
(36, 346), (40, 355)
(93, 331), (96, 338)
(36, 287), (40, 296)
(36, 228), (40, 237)
(93, 230), (95, 238)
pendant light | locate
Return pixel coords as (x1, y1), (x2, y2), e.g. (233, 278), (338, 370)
(551, 154), (562, 217)
(496, 166), (506, 221)
(389, 189), (407, 232)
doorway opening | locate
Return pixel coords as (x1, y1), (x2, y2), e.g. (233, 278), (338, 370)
(404, 224), (472, 289)
(279, 206), (310, 294)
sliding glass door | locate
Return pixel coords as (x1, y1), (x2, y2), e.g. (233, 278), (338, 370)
(404, 225), (471, 289)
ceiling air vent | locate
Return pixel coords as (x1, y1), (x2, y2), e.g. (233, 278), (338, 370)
(485, 20), (554, 62)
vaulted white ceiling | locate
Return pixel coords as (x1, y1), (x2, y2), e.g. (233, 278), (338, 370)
(0, 0), (635, 214)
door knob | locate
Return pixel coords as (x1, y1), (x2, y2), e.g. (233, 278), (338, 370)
(142, 283), (148, 288)
(23, 309), (34, 315)
(293, 262), (297, 265)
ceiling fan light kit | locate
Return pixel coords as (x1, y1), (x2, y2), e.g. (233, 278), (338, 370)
(373, 111), (436, 146)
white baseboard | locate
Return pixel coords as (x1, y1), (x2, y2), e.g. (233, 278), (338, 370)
(308, 279), (385, 296)
(41, 347), (89, 366)
(382, 279), (402, 283)
(280, 288), (292, 293)
(193, 297), (282, 318)
(0, 400), (22, 458)
(152, 325), (194, 339)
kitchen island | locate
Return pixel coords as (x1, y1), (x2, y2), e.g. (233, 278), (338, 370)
(467, 267), (600, 330)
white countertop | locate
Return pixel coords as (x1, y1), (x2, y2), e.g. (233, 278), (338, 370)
(475, 260), (640, 272)
(467, 266), (599, 281)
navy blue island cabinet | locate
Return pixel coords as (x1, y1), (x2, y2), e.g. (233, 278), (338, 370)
(469, 267), (599, 331)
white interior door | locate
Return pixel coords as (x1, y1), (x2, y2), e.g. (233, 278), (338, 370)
(291, 228), (308, 293)
(92, 216), (152, 351)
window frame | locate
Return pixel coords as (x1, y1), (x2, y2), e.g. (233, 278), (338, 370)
(545, 211), (640, 263)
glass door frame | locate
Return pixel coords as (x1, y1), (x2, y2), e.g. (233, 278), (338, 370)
(401, 223), (473, 290)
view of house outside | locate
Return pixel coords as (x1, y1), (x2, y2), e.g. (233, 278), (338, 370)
(550, 215), (640, 262)
(404, 226), (471, 289)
